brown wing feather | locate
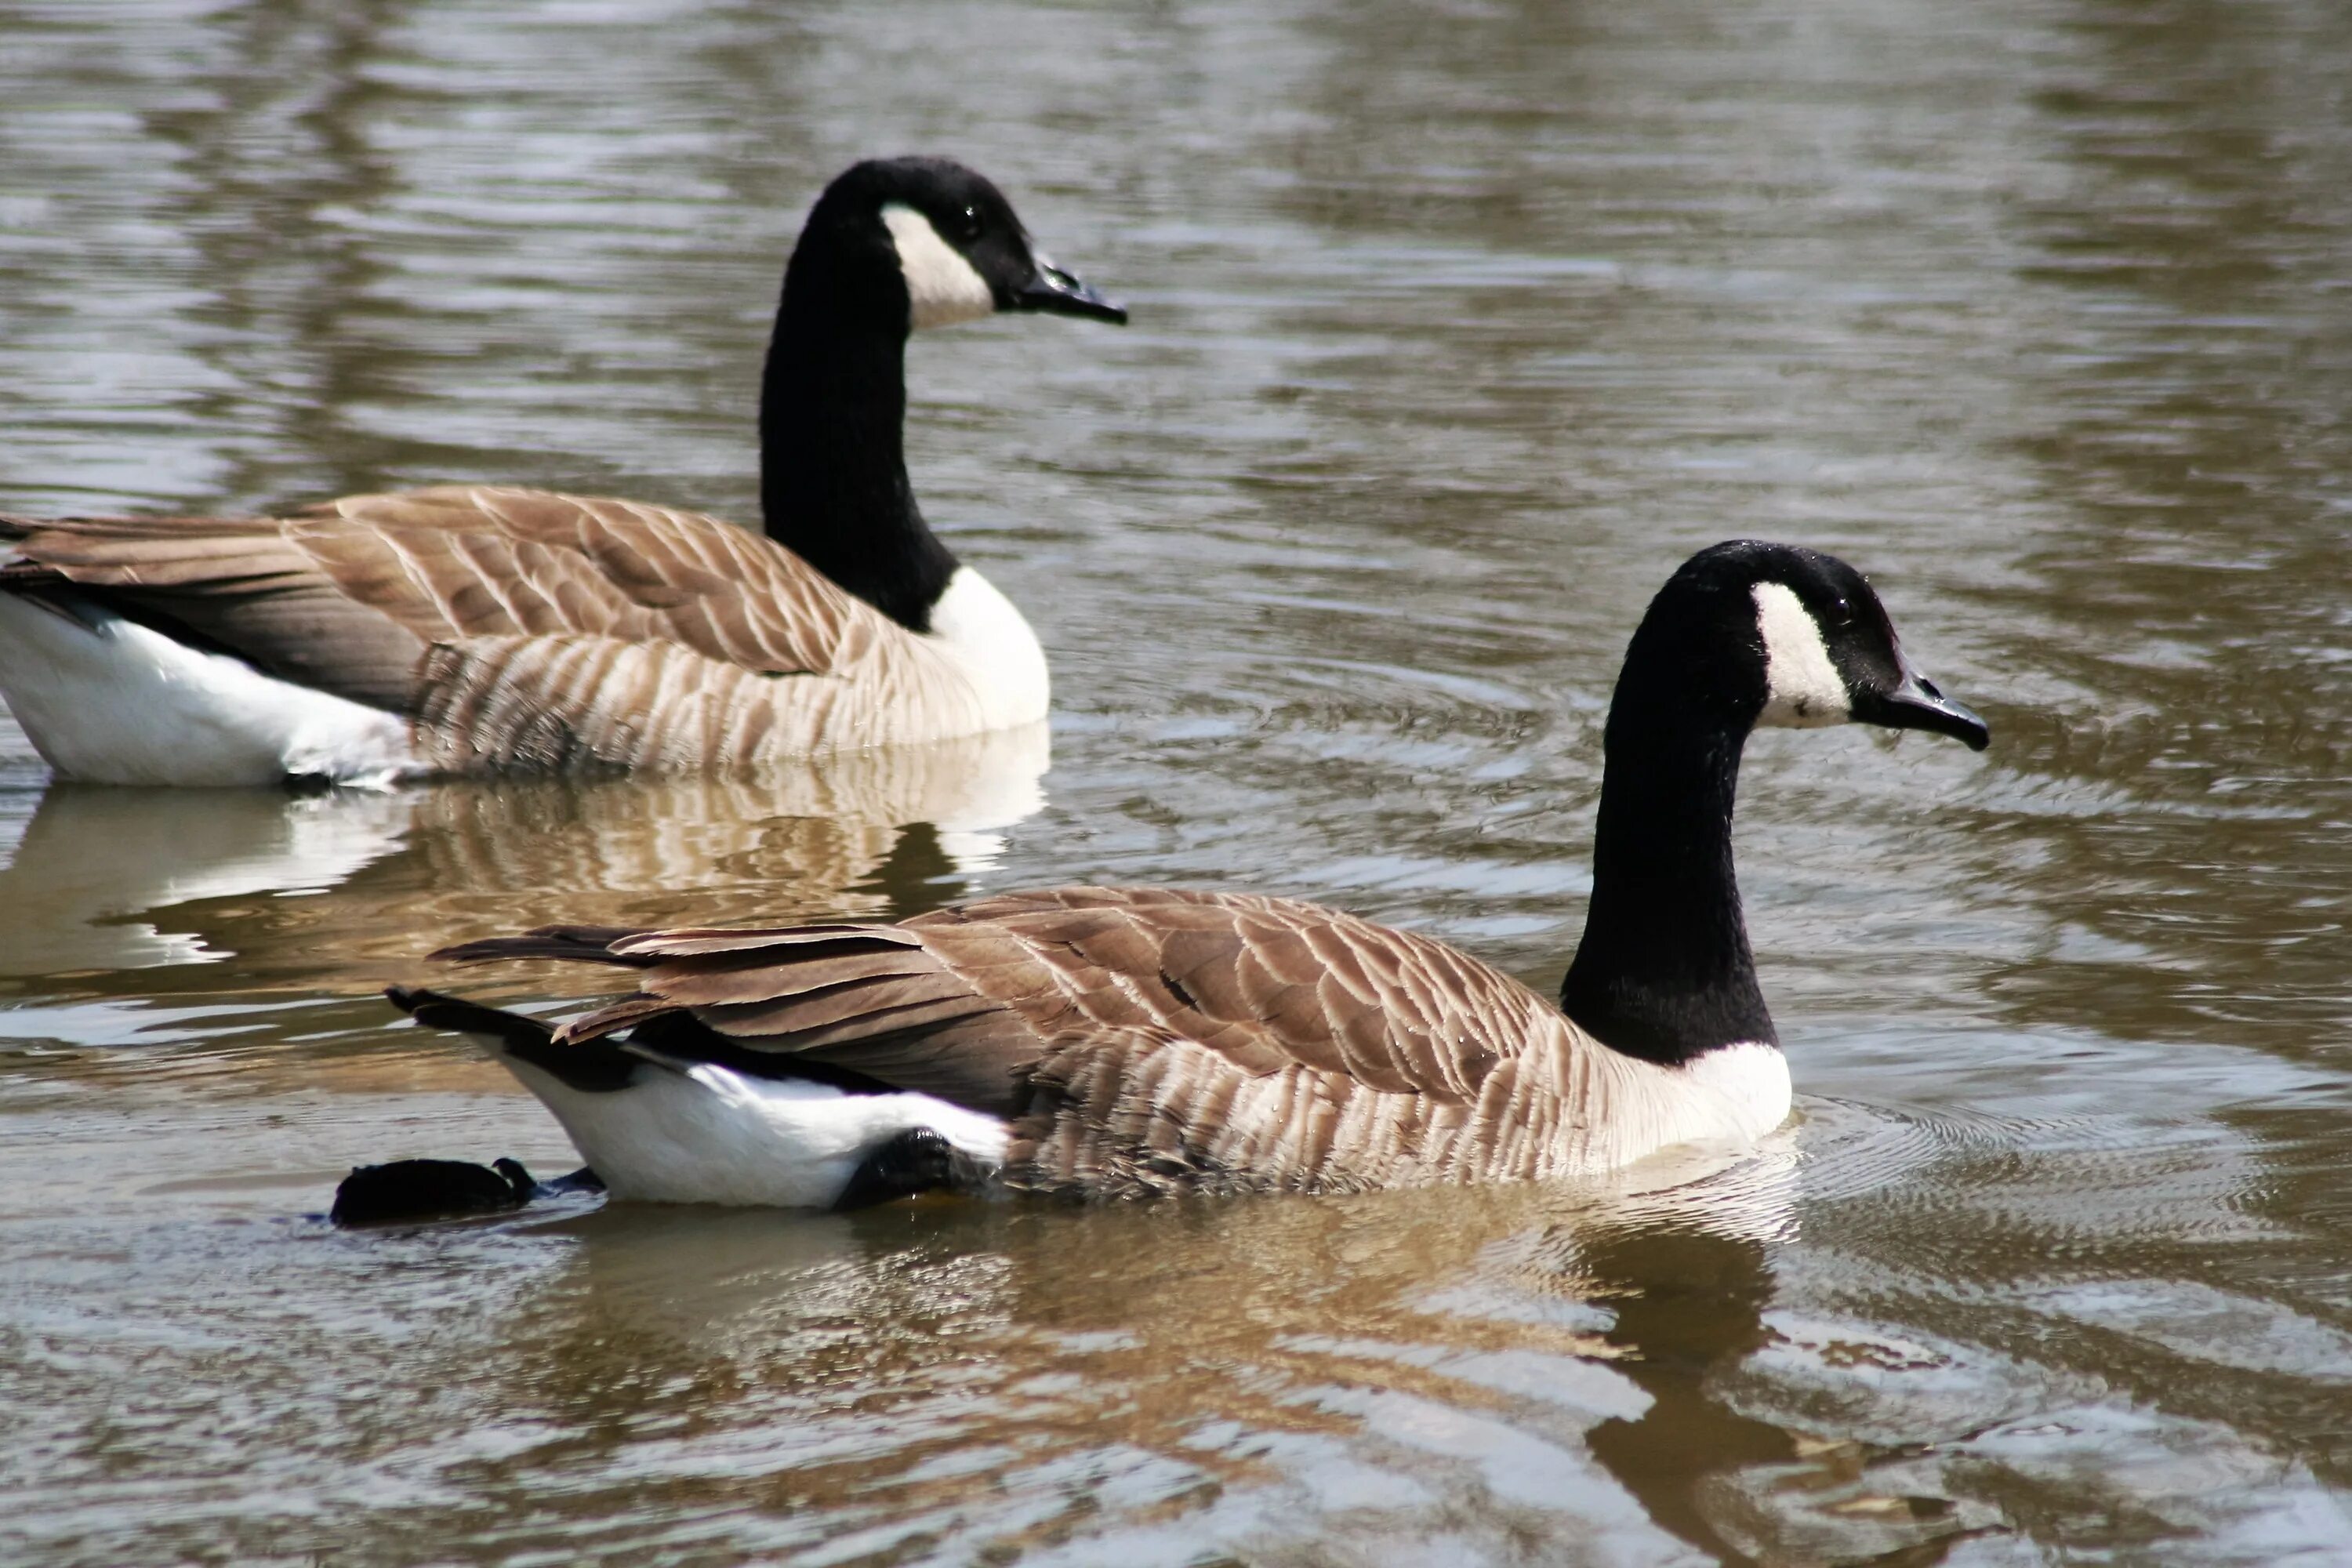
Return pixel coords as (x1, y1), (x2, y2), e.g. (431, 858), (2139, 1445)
(0, 510), (427, 709)
(908, 886), (1538, 1101)
(288, 488), (868, 677)
(434, 886), (1583, 1191)
(2, 487), (891, 726)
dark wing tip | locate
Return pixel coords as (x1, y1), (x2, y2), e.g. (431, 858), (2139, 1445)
(426, 924), (655, 966)
(385, 985), (555, 1049)
(426, 939), (507, 964)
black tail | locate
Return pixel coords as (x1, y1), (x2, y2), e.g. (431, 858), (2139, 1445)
(386, 985), (640, 1093)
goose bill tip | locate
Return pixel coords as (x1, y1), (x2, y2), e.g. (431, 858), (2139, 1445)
(1863, 676), (1990, 752)
(1015, 263), (1127, 324)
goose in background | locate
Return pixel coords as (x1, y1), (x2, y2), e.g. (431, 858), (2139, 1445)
(0, 158), (1125, 787)
(376, 542), (1988, 1210)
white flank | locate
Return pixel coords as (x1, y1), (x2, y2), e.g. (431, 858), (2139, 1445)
(1751, 581), (1849, 728)
(881, 204), (996, 330)
(0, 597), (422, 786)
(926, 566), (1051, 728)
(498, 1054), (1009, 1208)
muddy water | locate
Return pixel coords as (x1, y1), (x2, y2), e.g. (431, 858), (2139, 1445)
(4, 0), (2350, 1562)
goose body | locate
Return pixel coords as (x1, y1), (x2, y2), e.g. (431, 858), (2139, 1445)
(384, 541), (1991, 1207)
(398, 888), (1795, 1207)
(0, 158), (1123, 786)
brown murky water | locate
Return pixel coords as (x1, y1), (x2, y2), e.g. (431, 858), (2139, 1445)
(4, 0), (2350, 1562)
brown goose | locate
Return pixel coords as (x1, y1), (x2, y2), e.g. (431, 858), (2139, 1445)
(0, 158), (1125, 786)
(379, 542), (1990, 1209)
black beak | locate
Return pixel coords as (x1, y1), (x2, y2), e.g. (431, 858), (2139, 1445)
(1014, 252), (1127, 324)
(1854, 661), (1991, 752)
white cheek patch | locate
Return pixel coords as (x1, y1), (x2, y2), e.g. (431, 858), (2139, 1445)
(1752, 581), (1850, 728)
(881, 204), (996, 329)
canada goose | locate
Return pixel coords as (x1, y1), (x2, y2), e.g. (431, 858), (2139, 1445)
(0, 158), (1125, 787)
(383, 542), (1989, 1208)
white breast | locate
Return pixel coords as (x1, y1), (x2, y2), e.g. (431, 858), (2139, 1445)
(0, 597), (422, 787)
(1568, 1040), (1795, 1172)
(1671, 1040), (1795, 1142)
(924, 566), (1051, 729)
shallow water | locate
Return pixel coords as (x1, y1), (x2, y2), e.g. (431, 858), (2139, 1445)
(3, 0), (2350, 1562)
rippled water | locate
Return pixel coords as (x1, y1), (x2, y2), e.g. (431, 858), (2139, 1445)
(4, 0), (2350, 1561)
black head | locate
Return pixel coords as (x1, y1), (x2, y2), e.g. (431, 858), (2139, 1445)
(1624, 540), (1989, 751)
(1562, 543), (1987, 1067)
(795, 156), (1127, 332)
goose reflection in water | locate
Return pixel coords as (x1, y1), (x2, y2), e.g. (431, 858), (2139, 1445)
(336, 1137), (1973, 1563)
(0, 720), (1049, 991)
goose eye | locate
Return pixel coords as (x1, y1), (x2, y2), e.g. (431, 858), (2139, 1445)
(956, 205), (982, 241)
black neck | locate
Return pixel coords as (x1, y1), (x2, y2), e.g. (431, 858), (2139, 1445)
(757, 240), (957, 633)
(1559, 694), (1775, 1066)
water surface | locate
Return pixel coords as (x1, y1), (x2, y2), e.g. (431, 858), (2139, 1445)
(3, 0), (2350, 1562)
